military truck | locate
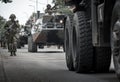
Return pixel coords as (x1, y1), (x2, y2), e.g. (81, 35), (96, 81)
(28, 13), (65, 52)
(64, 0), (120, 79)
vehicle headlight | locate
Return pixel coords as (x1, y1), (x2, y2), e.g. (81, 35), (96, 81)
(60, 20), (63, 23)
(19, 33), (22, 35)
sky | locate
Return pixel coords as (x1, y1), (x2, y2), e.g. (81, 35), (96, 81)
(0, 0), (53, 25)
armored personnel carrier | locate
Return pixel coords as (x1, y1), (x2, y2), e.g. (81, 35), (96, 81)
(28, 11), (65, 52)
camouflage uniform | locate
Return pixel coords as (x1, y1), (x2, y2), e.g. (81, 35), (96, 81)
(4, 14), (20, 56)
(45, 4), (52, 15)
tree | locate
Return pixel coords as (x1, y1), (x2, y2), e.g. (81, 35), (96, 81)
(0, 16), (6, 29)
(52, 0), (72, 15)
(1, 0), (12, 3)
(0, 16), (6, 41)
(53, 0), (64, 6)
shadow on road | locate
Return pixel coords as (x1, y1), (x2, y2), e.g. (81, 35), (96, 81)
(90, 69), (119, 82)
(37, 51), (64, 53)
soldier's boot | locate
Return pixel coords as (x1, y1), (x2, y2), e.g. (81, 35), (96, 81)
(13, 52), (16, 56)
(10, 52), (13, 56)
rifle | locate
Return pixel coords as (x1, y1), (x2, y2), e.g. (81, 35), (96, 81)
(4, 22), (18, 38)
(7, 21), (18, 33)
(51, 4), (58, 10)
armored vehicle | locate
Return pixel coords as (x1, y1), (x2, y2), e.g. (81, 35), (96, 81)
(28, 13), (65, 52)
(64, 0), (120, 79)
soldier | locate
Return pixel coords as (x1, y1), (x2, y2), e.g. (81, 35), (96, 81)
(45, 4), (52, 15)
(4, 14), (20, 56)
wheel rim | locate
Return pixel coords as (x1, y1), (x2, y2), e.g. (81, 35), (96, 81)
(112, 19), (120, 74)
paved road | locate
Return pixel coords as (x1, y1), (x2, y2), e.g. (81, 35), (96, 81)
(0, 46), (119, 82)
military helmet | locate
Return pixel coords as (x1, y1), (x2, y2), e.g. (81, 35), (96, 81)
(47, 4), (51, 8)
(9, 14), (16, 19)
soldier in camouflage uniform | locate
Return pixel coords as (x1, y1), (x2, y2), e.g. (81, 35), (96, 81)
(45, 4), (52, 15)
(4, 14), (20, 56)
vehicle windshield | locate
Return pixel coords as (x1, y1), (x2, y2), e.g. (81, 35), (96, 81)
(42, 15), (54, 23)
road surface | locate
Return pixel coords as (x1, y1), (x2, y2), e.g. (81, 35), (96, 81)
(0, 45), (119, 82)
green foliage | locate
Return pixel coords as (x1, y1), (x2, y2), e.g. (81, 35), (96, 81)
(1, 0), (12, 3)
(53, 0), (64, 6)
(0, 16), (6, 28)
(0, 16), (6, 35)
(52, 0), (72, 15)
(0, 16), (6, 40)
(56, 7), (72, 15)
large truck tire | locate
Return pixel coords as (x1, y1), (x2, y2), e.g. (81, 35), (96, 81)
(111, 0), (120, 79)
(72, 11), (93, 73)
(93, 47), (111, 72)
(28, 35), (37, 52)
(65, 15), (74, 71)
